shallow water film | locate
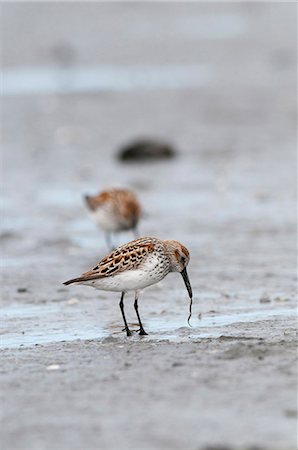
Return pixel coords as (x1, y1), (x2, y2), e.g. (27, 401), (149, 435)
(1, 3), (297, 450)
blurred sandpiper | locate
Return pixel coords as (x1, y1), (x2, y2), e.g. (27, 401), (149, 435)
(85, 188), (141, 249)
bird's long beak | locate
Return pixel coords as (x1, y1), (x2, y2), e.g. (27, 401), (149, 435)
(181, 268), (193, 326)
(181, 268), (192, 299)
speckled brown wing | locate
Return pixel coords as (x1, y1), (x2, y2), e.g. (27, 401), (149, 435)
(63, 237), (157, 285)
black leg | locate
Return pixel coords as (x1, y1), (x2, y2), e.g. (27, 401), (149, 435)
(133, 227), (139, 239)
(105, 232), (111, 250)
(105, 232), (114, 251)
(119, 292), (132, 337)
(134, 291), (148, 335)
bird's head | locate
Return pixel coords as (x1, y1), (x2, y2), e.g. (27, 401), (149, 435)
(164, 240), (193, 318)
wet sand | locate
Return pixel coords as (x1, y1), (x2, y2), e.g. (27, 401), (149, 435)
(1, 3), (297, 450)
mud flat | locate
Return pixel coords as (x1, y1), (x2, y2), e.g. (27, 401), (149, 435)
(1, 317), (297, 450)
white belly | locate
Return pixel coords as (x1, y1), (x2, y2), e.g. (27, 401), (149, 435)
(82, 268), (166, 292)
(89, 209), (120, 232)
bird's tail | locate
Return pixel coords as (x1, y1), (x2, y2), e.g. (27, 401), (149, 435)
(63, 277), (85, 286)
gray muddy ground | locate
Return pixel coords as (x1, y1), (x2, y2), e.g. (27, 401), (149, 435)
(1, 3), (297, 450)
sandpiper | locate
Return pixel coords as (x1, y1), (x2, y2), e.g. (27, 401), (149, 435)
(63, 237), (192, 336)
(84, 188), (141, 249)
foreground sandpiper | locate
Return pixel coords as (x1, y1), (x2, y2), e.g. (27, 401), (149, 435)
(63, 237), (192, 336)
(84, 188), (141, 249)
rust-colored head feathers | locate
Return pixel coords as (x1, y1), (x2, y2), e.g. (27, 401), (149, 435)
(164, 240), (190, 272)
(163, 240), (192, 325)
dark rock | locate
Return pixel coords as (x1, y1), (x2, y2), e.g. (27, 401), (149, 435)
(17, 288), (27, 293)
(117, 139), (176, 162)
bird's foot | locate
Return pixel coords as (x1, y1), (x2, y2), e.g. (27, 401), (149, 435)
(137, 328), (148, 336)
(122, 326), (147, 336)
(123, 327), (132, 337)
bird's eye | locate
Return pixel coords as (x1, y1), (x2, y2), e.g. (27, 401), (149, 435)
(181, 256), (186, 264)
